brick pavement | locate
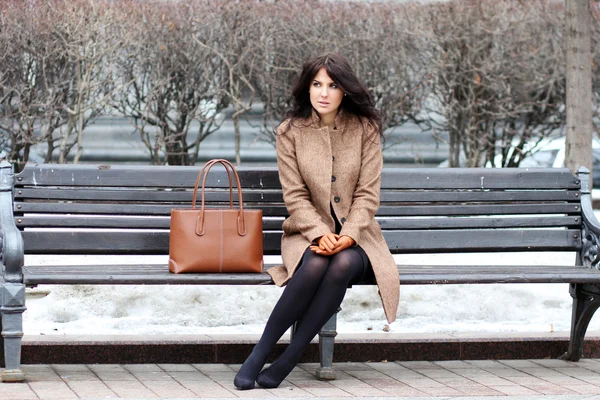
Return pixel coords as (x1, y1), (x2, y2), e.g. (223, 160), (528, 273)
(3, 359), (600, 399)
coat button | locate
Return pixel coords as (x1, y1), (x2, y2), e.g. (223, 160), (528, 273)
(332, 156), (335, 161)
(331, 175), (336, 182)
(334, 196), (340, 203)
(341, 217), (346, 223)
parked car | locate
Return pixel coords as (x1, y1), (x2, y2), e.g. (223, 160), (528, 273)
(439, 137), (600, 188)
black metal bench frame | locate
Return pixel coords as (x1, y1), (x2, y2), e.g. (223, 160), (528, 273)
(1, 161), (600, 383)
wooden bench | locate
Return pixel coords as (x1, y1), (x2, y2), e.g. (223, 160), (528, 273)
(2, 161), (600, 382)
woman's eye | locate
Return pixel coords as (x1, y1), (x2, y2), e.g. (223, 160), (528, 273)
(331, 84), (338, 89)
(313, 82), (320, 87)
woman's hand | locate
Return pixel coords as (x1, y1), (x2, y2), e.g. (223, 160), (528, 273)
(310, 235), (356, 256)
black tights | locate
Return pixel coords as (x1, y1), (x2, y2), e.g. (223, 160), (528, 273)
(234, 246), (369, 389)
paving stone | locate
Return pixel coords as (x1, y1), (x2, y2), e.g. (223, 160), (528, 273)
(288, 379), (336, 389)
(0, 383), (39, 400)
(168, 371), (213, 382)
(415, 368), (462, 379)
(29, 381), (79, 400)
(266, 386), (316, 397)
(181, 382), (238, 398)
(433, 360), (477, 369)
(334, 362), (373, 371)
(380, 385), (429, 396)
(466, 360), (511, 369)
(65, 380), (119, 398)
(123, 364), (162, 372)
(466, 376), (516, 386)
(87, 364), (127, 372)
(533, 359), (578, 368)
(345, 369), (389, 379)
(397, 361), (442, 369)
(192, 363), (236, 372)
(504, 375), (554, 385)
(361, 377), (411, 388)
(455, 384), (505, 396)
(484, 367), (531, 378)
(158, 363), (198, 372)
(419, 385), (464, 396)
(57, 372), (100, 382)
(339, 386), (391, 397)
(365, 361), (407, 371)
(519, 367), (570, 377)
(131, 371), (175, 382)
(103, 380), (160, 398)
(93, 371), (138, 381)
(451, 368), (497, 378)
(434, 376), (476, 387)
(540, 374), (593, 385)
(22, 371), (63, 382)
(51, 364), (90, 373)
(488, 384), (541, 395)
(524, 383), (579, 395)
(301, 387), (354, 397)
(554, 366), (600, 377)
(499, 359), (542, 368)
(562, 384), (600, 394)
(142, 380), (198, 398)
(397, 377), (447, 388)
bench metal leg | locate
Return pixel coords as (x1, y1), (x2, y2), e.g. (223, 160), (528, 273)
(316, 307), (339, 380)
(1, 282), (26, 382)
(561, 283), (600, 361)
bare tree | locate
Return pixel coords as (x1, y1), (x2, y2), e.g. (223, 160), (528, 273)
(253, 1), (427, 147)
(422, 0), (566, 167)
(0, 1), (73, 170)
(50, 0), (122, 164)
(112, 0), (229, 165)
(194, 0), (259, 166)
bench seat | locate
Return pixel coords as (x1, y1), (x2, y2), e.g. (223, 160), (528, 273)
(22, 264), (600, 285)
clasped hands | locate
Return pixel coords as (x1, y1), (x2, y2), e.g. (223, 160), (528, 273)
(310, 233), (355, 256)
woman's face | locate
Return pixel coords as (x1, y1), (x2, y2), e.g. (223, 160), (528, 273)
(309, 67), (343, 122)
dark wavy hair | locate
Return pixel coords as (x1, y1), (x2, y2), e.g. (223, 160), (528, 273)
(277, 53), (382, 139)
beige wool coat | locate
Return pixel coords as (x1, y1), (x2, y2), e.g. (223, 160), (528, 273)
(266, 110), (400, 323)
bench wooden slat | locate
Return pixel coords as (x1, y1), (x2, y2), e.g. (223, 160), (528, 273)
(14, 202), (580, 217)
(16, 216), (285, 230)
(21, 229), (580, 254)
(17, 165), (580, 190)
(16, 165), (282, 188)
(17, 215), (580, 230)
(379, 168), (580, 189)
(22, 264), (600, 286)
(16, 187), (578, 204)
(16, 188), (285, 203)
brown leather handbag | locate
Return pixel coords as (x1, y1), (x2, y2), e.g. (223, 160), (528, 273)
(168, 159), (264, 273)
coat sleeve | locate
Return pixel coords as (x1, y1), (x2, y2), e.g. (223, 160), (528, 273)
(276, 123), (332, 243)
(339, 123), (383, 244)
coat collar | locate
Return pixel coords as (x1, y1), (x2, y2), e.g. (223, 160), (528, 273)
(309, 108), (348, 132)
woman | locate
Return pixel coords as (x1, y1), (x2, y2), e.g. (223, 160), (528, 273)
(234, 53), (399, 390)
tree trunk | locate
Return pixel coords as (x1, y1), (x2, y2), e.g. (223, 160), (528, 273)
(233, 111), (241, 166)
(565, 0), (593, 182)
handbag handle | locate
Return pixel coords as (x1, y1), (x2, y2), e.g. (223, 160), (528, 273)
(193, 159), (248, 237)
(192, 159), (234, 210)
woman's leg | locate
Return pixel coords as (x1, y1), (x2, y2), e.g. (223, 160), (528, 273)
(256, 247), (368, 388)
(234, 248), (330, 389)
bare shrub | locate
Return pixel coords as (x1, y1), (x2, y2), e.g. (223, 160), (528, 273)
(112, 0), (229, 165)
(422, 0), (565, 167)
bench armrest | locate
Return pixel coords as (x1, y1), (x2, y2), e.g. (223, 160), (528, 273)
(578, 167), (600, 269)
(0, 162), (24, 283)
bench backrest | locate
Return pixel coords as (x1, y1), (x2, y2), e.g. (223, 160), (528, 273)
(13, 164), (582, 255)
